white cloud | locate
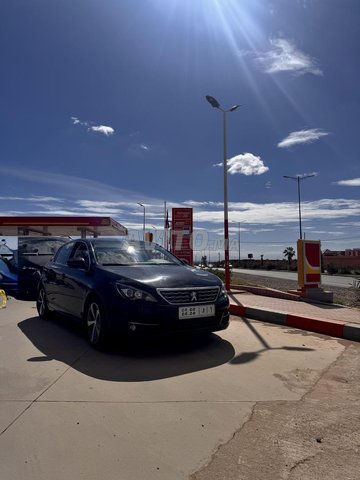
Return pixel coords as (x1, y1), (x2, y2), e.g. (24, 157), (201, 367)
(0, 196), (63, 202)
(333, 178), (360, 187)
(183, 200), (223, 208)
(191, 198), (360, 225)
(0, 167), (359, 257)
(278, 128), (329, 148)
(71, 116), (81, 125)
(255, 38), (323, 76)
(140, 144), (150, 151)
(214, 153), (269, 176)
(71, 116), (114, 136)
(89, 125), (115, 136)
(71, 116), (88, 127)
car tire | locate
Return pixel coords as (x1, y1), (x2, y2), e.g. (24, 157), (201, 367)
(85, 298), (109, 349)
(37, 287), (52, 319)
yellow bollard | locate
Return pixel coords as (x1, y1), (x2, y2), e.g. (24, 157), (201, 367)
(0, 289), (7, 308)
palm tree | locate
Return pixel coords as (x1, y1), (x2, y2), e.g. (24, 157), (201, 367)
(283, 246), (296, 269)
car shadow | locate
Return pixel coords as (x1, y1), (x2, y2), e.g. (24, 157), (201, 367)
(18, 314), (236, 382)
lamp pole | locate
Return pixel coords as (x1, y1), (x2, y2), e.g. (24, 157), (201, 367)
(206, 95), (240, 291)
(151, 225), (157, 242)
(231, 220), (241, 266)
(283, 174), (315, 240)
(137, 202), (145, 241)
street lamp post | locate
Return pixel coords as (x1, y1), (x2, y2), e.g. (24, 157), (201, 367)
(283, 174), (315, 240)
(206, 95), (240, 291)
(231, 220), (241, 266)
(137, 202), (145, 241)
(152, 225), (157, 242)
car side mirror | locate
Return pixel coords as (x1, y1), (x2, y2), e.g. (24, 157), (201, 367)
(67, 257), (86, 269)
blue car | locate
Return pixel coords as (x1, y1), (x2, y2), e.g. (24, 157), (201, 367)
(0, 257), (18, 296)
(38, 238), (230, 348)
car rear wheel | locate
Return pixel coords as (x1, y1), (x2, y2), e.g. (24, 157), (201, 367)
(37, 287), (51, 319)
(86, 299), (108, 349)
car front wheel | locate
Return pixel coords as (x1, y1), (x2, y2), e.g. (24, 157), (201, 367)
(86, 299), (108, 349)
(37, 287), (51, 319)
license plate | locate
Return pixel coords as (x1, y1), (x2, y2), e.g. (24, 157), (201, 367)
(178, 304), (215, 319)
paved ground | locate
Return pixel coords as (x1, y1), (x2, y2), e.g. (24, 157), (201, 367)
(229, 291), (360, 324)
(229, 289), (360, 344)
(1, 298), (359, 479)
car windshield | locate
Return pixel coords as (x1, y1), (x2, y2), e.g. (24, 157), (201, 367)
(18, 238), (68, 255)
(92, 240), (183, 266)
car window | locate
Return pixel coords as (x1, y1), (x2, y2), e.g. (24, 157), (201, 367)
(18, 238), (68, 255)
(54, 242), (74, 265)
(70, 242), (90, 269)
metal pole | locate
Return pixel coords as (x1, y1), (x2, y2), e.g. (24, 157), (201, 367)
(238, 222), (241, 264)
(223, 111), (231, 290)
(284, 173), (315, 241)
(164, 201), (167, 249)
(206, 95), (240, 290)
(297, 176), (302, 240)
(137, 203), (145, 241)
(143, 207), (145, 240)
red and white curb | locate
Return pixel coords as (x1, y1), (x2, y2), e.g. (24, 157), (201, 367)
(229, 303), (360, 343)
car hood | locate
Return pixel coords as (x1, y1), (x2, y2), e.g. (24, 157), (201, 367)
(99, 264), (222, 289)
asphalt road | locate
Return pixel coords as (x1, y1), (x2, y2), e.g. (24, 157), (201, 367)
(1, 299), (359, 480)
(232, 268), (354, 288)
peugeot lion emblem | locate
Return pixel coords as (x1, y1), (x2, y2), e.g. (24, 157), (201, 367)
(190, 291), (198, 302)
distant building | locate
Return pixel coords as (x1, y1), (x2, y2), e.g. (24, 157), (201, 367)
(322, 248), (360, 269)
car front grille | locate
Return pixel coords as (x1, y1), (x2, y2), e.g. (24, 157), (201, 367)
(157, 287), (220, 305)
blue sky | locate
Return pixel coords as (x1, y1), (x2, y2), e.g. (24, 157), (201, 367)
(1, 0), (359, 260)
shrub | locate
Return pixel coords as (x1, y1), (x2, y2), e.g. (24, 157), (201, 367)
(351, 278), (360, 305)
(338, 266), (352, 275)
(208, 268), (226, 283)
(266, 264), (276, 270)
(326, 264), (338, 275)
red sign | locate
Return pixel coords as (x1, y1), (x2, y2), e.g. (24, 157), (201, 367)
(171, 208), (193, 265)
(297, 240), (322, 288)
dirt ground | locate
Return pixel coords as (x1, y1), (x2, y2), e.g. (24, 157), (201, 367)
(191, 342), (360, 480)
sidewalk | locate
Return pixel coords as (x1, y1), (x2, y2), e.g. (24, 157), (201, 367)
(229, 289), (360, 342)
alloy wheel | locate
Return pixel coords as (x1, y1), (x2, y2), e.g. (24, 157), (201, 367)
(87, 301), (102, 345)
(37, 288), (50, 319)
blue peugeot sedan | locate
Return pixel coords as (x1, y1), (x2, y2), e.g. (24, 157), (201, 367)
(37, 238), (230, 348)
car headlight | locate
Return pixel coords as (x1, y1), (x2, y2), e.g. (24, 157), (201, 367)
(114, 282), (157, 302)
(219, 283), (228, 299)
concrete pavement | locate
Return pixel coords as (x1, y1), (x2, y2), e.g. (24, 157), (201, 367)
(0, 298), (349, 480)
(229, 288), (360, 342)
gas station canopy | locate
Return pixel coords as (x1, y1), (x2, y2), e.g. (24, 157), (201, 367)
(0, 216), (128, 237)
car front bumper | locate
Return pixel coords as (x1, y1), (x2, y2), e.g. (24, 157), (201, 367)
(105, 297), (230, 336)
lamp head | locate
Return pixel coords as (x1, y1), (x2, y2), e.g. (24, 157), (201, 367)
(206, 95), (221, 108)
